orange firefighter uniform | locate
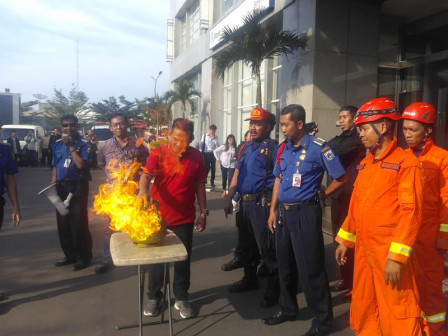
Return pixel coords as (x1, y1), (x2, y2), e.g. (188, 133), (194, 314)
(406, 137), (448, 336)
(336, 138), (424, 336)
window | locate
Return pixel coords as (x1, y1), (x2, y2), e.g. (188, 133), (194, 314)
(223, 0), (234, 13)
(178, 0), (201, 52)
(238, 61), (265, 108)
(189, 1), (200, 45)
(189, 75), (201, 116)
(223, 66), (233, 137)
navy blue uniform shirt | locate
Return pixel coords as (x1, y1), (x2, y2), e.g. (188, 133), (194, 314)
(274, 134), (345, 203)
(236, 138), (278, 194)
(0, 144), (19, 195)
(52, 135), (90, 181)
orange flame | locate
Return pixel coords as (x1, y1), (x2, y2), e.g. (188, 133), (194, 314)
(93, 159), (164, 242)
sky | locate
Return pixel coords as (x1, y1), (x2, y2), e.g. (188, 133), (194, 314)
(0, 0), (171, 106)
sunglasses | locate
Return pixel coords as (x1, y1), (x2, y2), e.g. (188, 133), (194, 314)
(62, 123), (77, 127)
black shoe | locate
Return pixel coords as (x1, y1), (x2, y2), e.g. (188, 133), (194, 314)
(95, 263), (112, 274)
(221, 257), (243, 271)
(54, 257), (76, 267)
(302, 326), (330, 336)
(0, 294), (6, 301)
(228, 279), (258, 293)
(330, 280), (349, 292)
(262, 311), (296, 325)
(73, 260), (91, 271)
(211, 183), (215, 188)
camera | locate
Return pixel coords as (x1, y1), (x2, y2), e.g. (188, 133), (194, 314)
(304, 122), (318, 134)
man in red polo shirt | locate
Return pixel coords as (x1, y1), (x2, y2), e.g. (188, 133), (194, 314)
(138, 118), (207, 319)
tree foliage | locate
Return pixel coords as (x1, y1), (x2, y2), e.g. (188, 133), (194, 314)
(38, 85), (90, 128)
(20, 100), (39, 113)
(49, 85), (89, 116)
(213, 10), (308, 107)
(165, 81), (201, 118)
(139, 95), (171, 135)
(89, 96), (139, 121)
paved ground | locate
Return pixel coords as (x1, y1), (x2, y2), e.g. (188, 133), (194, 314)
(0, 167), (354, 336)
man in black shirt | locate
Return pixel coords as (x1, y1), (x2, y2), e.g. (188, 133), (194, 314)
(328, 105), (365, 293)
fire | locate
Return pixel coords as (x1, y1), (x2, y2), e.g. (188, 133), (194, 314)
(93, 159), (164, 243)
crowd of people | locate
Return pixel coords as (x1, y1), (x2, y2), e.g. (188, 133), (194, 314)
(0, 97), (447, 335)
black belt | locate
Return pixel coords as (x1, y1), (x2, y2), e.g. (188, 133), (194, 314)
(281, 199), (318, 211)
(58, 180), (87, 187)
(242, 191), (271, 202)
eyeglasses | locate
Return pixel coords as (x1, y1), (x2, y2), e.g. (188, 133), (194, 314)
(111, 122), (126, 128)
(62, 123), (77, 128)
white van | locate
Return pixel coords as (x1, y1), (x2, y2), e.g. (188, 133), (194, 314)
(91, 125), (113, 144)
(2, 124), (45, 164)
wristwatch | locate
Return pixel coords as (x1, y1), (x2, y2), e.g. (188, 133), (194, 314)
(69, 147), (76, 153)
(200, 209), (209, 216)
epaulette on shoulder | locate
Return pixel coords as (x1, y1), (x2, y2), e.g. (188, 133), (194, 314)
(56, 139), (62, 142)
(313, 137), (326, 146)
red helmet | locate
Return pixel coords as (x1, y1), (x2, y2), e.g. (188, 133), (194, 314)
(354, 97), (400, 126)
(401, 102), (436, 124)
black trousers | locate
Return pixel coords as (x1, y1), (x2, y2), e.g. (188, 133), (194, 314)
(220, 166), (235, 191)
(239, 199), (277, 280)
(203, 152), (216, 184)
(0, 195), (5, 230)
(56, 181), (92, 262)
(331, 193), (354, 288)
(27, 149), (38, 167)
(147, 222), (194, 301)
(276, 203), (333, 330)
(41, 148), (51, 166)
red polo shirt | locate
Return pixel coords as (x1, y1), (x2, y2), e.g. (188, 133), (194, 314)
(143, 144), (206, 226)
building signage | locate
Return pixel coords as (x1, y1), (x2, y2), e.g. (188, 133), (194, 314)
(209, 0), (274, 50)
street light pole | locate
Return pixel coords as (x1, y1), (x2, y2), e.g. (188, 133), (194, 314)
(151, 71), (163, 136)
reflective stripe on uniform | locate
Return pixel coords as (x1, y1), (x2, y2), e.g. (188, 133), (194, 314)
(337, 228), (356, 244)
(389, 242), (412, 257)
(440, 223), (448, 233)
(422, 311), (446, 324)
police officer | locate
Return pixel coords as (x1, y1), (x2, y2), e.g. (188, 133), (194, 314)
(51, 114), (92, 271)
(265, 104), (347, 336)
(224, 107), (279, 308)
(327, 105), (365, 293)
(0, 136), (21, 301)
(221, 130), (258, 272)
(0, 143), (20, 230)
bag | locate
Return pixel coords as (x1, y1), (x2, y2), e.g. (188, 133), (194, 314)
(200, 134), (206, 152)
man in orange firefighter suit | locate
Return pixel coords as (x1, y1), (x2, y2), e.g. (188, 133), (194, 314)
(335, 97), (424, 336)
(401, 102), (448, 336)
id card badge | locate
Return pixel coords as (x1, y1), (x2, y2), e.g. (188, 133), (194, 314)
(64, 158), (72, 168)
(292, 173), (302, 187)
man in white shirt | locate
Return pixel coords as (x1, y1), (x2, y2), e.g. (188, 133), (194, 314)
(200, 124), (219, 187)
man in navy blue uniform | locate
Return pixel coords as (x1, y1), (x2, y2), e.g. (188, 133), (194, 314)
(51, 115), (92, 271)
(224, 107), (280, 308)
(264, 104), (347, 336)
(0, 143), (20, 230)
(0, 137), (21, 301)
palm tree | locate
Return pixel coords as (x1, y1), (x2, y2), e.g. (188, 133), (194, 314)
(165, 81), (202, 118)
(213, 10), (308, 107)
